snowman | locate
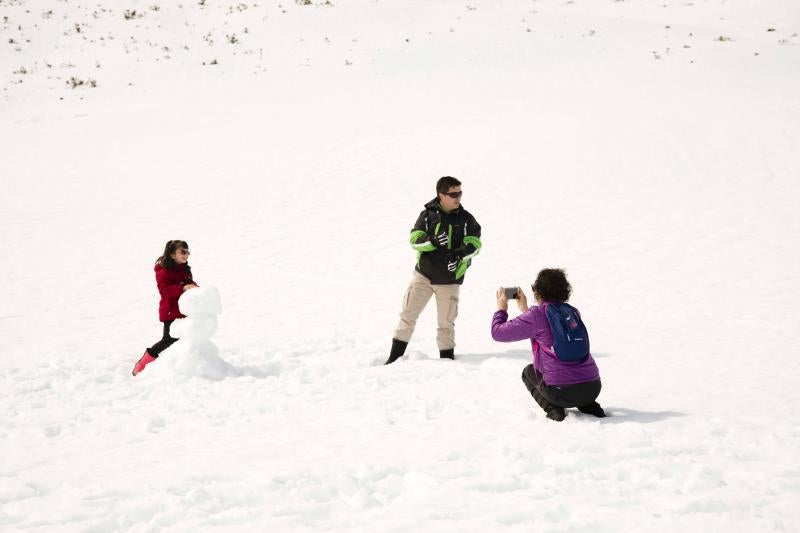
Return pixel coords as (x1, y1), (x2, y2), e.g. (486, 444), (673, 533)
(157, 286), (230, 380)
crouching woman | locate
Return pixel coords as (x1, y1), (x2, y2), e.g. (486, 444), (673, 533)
(491, 268), (605, 422)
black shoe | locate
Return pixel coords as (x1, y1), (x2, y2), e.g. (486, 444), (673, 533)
(384, 339), (408, 365)
(546, 406), (566, 422)
(439, 348), (454, 360)
(577, 401), (606, 418)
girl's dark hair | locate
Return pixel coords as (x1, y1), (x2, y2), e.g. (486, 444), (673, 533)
(157, 240), (190, 269)
(532, 268), (572, 302)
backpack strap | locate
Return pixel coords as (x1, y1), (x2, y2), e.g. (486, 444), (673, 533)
(541, 303), (553, 352)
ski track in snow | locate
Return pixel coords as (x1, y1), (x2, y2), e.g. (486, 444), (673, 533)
(2, 0), (800, 531)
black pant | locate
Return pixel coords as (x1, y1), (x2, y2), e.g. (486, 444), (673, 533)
(521, 364), (601, 409)
(147, 321), (177, 357)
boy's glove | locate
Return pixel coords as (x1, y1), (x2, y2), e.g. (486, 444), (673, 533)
(432, 231), (448, 248)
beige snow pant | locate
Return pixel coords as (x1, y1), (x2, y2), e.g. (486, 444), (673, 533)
(393, 271), (460, 350)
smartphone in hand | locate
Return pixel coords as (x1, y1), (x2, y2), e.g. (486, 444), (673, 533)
(503, 287), (519, 300)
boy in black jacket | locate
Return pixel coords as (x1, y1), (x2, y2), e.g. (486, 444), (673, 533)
(385, 176), (482, 364)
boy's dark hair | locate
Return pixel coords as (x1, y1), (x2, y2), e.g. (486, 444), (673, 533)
(532, 268), (572, 302)
(436, 176), (461, 194)
(157, 240), (190, 269)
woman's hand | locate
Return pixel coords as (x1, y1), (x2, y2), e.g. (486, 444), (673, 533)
(517, 288), (529, 313)
(182, 283), (198, 292)
(496, 287), (508, 311)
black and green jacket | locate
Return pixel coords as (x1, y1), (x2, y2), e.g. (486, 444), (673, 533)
(410, 199), (482, 285)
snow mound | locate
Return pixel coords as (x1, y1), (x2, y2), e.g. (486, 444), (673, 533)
(148, 340), (232, 382)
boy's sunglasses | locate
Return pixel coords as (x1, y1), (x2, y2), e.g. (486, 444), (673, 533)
(441, 191), (462, 199)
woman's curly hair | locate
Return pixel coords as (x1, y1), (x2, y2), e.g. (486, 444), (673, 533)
(532, 268), (572, 302)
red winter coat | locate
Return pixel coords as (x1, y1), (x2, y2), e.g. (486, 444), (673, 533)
(155, 263), (195, 321)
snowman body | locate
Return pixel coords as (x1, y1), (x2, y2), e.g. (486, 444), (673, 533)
(163, 286), (228, 379)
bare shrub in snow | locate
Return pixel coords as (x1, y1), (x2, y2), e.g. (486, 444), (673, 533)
(67, 77), (97, 88)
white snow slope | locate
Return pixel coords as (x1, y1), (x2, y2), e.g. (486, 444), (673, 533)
(2, 0), (800, 531)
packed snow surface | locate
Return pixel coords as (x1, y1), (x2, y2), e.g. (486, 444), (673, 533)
(1, 0), (799, 531)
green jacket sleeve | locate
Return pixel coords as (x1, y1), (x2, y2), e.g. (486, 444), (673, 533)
(454, 213), (481, 279)
(461, 213), (482, 260)
(409, 210), (436, 252)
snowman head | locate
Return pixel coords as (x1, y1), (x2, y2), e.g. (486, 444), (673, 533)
(180, 286), (222, 317)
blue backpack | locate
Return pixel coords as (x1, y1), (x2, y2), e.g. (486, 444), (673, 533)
(544, 303), (590, 362)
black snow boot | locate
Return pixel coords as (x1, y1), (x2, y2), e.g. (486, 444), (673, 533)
(439, 348), (454, 360)
(384, 339), (408, 365)
(578, 401), (606, 418)
(546, 406), (566, 422)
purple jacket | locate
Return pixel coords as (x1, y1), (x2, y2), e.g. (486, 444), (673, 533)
(491, 304), (600, 387)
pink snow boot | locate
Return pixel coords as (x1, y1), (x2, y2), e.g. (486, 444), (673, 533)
(132, 351), (157, 376)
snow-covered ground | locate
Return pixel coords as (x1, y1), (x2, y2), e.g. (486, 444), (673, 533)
(2, 0), (800, 531)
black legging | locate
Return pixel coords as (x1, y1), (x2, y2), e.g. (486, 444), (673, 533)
(147, 320), (178, 357)
(521, 364), (601, 409)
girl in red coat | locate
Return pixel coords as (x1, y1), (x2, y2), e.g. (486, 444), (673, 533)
(132, 240), (198, 376)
